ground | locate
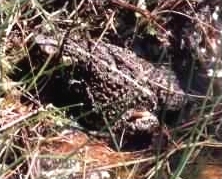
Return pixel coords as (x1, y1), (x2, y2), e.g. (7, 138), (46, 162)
(0, 0), (222, 179)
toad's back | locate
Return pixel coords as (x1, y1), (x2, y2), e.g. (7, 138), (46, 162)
(35, 34), (186, 132)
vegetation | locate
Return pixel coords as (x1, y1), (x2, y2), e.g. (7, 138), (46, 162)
(1, 0), (222, 179)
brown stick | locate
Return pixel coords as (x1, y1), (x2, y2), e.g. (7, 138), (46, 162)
(110, 0), (168, 34)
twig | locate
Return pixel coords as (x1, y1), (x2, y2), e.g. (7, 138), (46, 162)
(110, 0), (168, 35)
(0, 107), (44, 132)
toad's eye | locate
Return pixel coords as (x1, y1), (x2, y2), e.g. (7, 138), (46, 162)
(35, 35), (59, 55)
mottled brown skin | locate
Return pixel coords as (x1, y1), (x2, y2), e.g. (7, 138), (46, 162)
(35, 34), (186, 133)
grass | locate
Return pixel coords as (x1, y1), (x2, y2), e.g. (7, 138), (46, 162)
(1, 0), (222, 179)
